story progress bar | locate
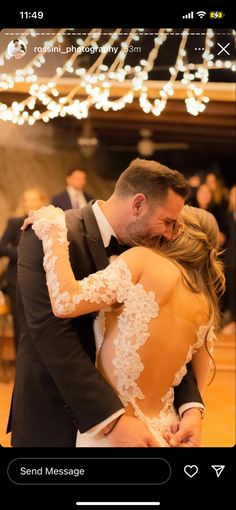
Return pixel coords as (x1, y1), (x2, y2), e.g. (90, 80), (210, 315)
(76, 503), (160, 507)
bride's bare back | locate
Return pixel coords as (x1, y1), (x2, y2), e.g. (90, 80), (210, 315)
(96, 247), (211, 423)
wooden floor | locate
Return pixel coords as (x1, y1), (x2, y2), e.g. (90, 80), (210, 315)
(0, 332), (235, 447)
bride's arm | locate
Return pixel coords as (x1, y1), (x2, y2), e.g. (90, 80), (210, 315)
(23, 206), (142, 319)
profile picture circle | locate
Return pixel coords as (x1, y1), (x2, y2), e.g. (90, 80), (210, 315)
(7, 39), (27, 60)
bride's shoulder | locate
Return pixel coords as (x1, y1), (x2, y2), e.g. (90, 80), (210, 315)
(120, 247), (180, 304)
(125, 245), (163, 258)
(119, 246), (160, 283)
(130, 246), (179, 272)
(121, 246), (180, 286)
(122, 246), (166, 267)
(124, 246), (178, 270)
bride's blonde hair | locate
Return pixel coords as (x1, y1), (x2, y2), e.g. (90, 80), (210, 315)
(158, 205), (225, 330)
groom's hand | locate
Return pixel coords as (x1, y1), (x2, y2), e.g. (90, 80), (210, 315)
(163, 408), (202, 447)
(103, 415), (160, 447)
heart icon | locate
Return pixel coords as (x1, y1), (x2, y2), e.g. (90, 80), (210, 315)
(184, 465), (199, 478)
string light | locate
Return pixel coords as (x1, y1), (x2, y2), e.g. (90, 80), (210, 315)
(184, 28), (214, 115)
(139, 29), (189, 116)
(0, 28), (235, 124)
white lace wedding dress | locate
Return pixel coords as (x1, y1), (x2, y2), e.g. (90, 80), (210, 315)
(31, 207), (216, 447)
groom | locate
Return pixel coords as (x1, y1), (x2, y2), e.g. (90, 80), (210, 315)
(8, 158), (204, 447)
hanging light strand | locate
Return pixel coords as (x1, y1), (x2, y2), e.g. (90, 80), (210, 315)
(139, 29), (189, 115)
(0, 28), (235, 124)
(184, 28), (214, 115)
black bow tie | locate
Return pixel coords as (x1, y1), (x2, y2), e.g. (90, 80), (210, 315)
(105, 235), (129, 257)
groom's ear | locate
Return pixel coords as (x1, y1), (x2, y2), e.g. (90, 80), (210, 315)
(131, 194), (148, 217)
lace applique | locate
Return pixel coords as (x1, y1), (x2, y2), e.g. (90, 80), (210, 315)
(72, 259), (132, 307)
(94, 308), (111, 364)
(132, 399), (179, 445)
(33, 212), (135, 316)
(173, 322), (216, 386)
(32, 214), (77, 315)
(191, 322), (216, 359)
(160, 320), (216, 414)
(112, 283), (158, 406)
(32, 214), (68, 244)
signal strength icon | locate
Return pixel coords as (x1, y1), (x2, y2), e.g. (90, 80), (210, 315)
(182, 12), (194, 19)
(196, 11), (206, 18)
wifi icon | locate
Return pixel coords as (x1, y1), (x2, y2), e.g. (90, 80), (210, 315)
(197, 11), (206, 18)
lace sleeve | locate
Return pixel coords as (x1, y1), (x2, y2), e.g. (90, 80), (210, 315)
(32, 213), (133, 318)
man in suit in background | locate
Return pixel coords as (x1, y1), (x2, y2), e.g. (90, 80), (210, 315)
(0, 188), (48, 351)
(0, 216), (23, 351)
(51, 168), (93, 211)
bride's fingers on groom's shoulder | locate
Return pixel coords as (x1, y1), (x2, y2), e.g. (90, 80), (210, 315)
(20, 222), (25, 231)
(21, 218), (33, 230)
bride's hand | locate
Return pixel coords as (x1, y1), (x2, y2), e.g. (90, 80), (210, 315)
(163, 408), (202, 447)
(21, 205), (63, 231)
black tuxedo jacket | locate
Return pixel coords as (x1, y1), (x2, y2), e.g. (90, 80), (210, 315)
(8, 203), (203, 447)
(51, 190), (93, 211)
(0, 217), (25, 285)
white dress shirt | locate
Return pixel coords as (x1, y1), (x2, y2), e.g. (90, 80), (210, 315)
(67, 186), (88, 209)
(87, 201), (204, 434)
(92, 200), (117, 246)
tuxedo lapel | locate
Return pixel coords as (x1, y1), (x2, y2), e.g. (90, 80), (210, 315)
(80, 203), (109, 271)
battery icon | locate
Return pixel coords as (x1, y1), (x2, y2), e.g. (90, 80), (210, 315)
(209, 11), (224, 18)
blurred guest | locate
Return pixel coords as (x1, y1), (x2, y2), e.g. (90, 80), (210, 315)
(205, 172), (228, 209)
(196, 183), (228, 246)
(222, 186), (236, 335)
(195, 184), (214, 211)
(187, 173), (203, 207)
(0, 188), (48, 351)
(51, 168), (93, 211)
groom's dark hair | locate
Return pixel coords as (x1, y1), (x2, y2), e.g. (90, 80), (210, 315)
(115, 158), (189, 203)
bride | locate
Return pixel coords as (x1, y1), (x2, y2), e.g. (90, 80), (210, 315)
(22, 204), (225, 447)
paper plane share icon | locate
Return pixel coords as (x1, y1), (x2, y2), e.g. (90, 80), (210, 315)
(211, 465), (225, 477)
